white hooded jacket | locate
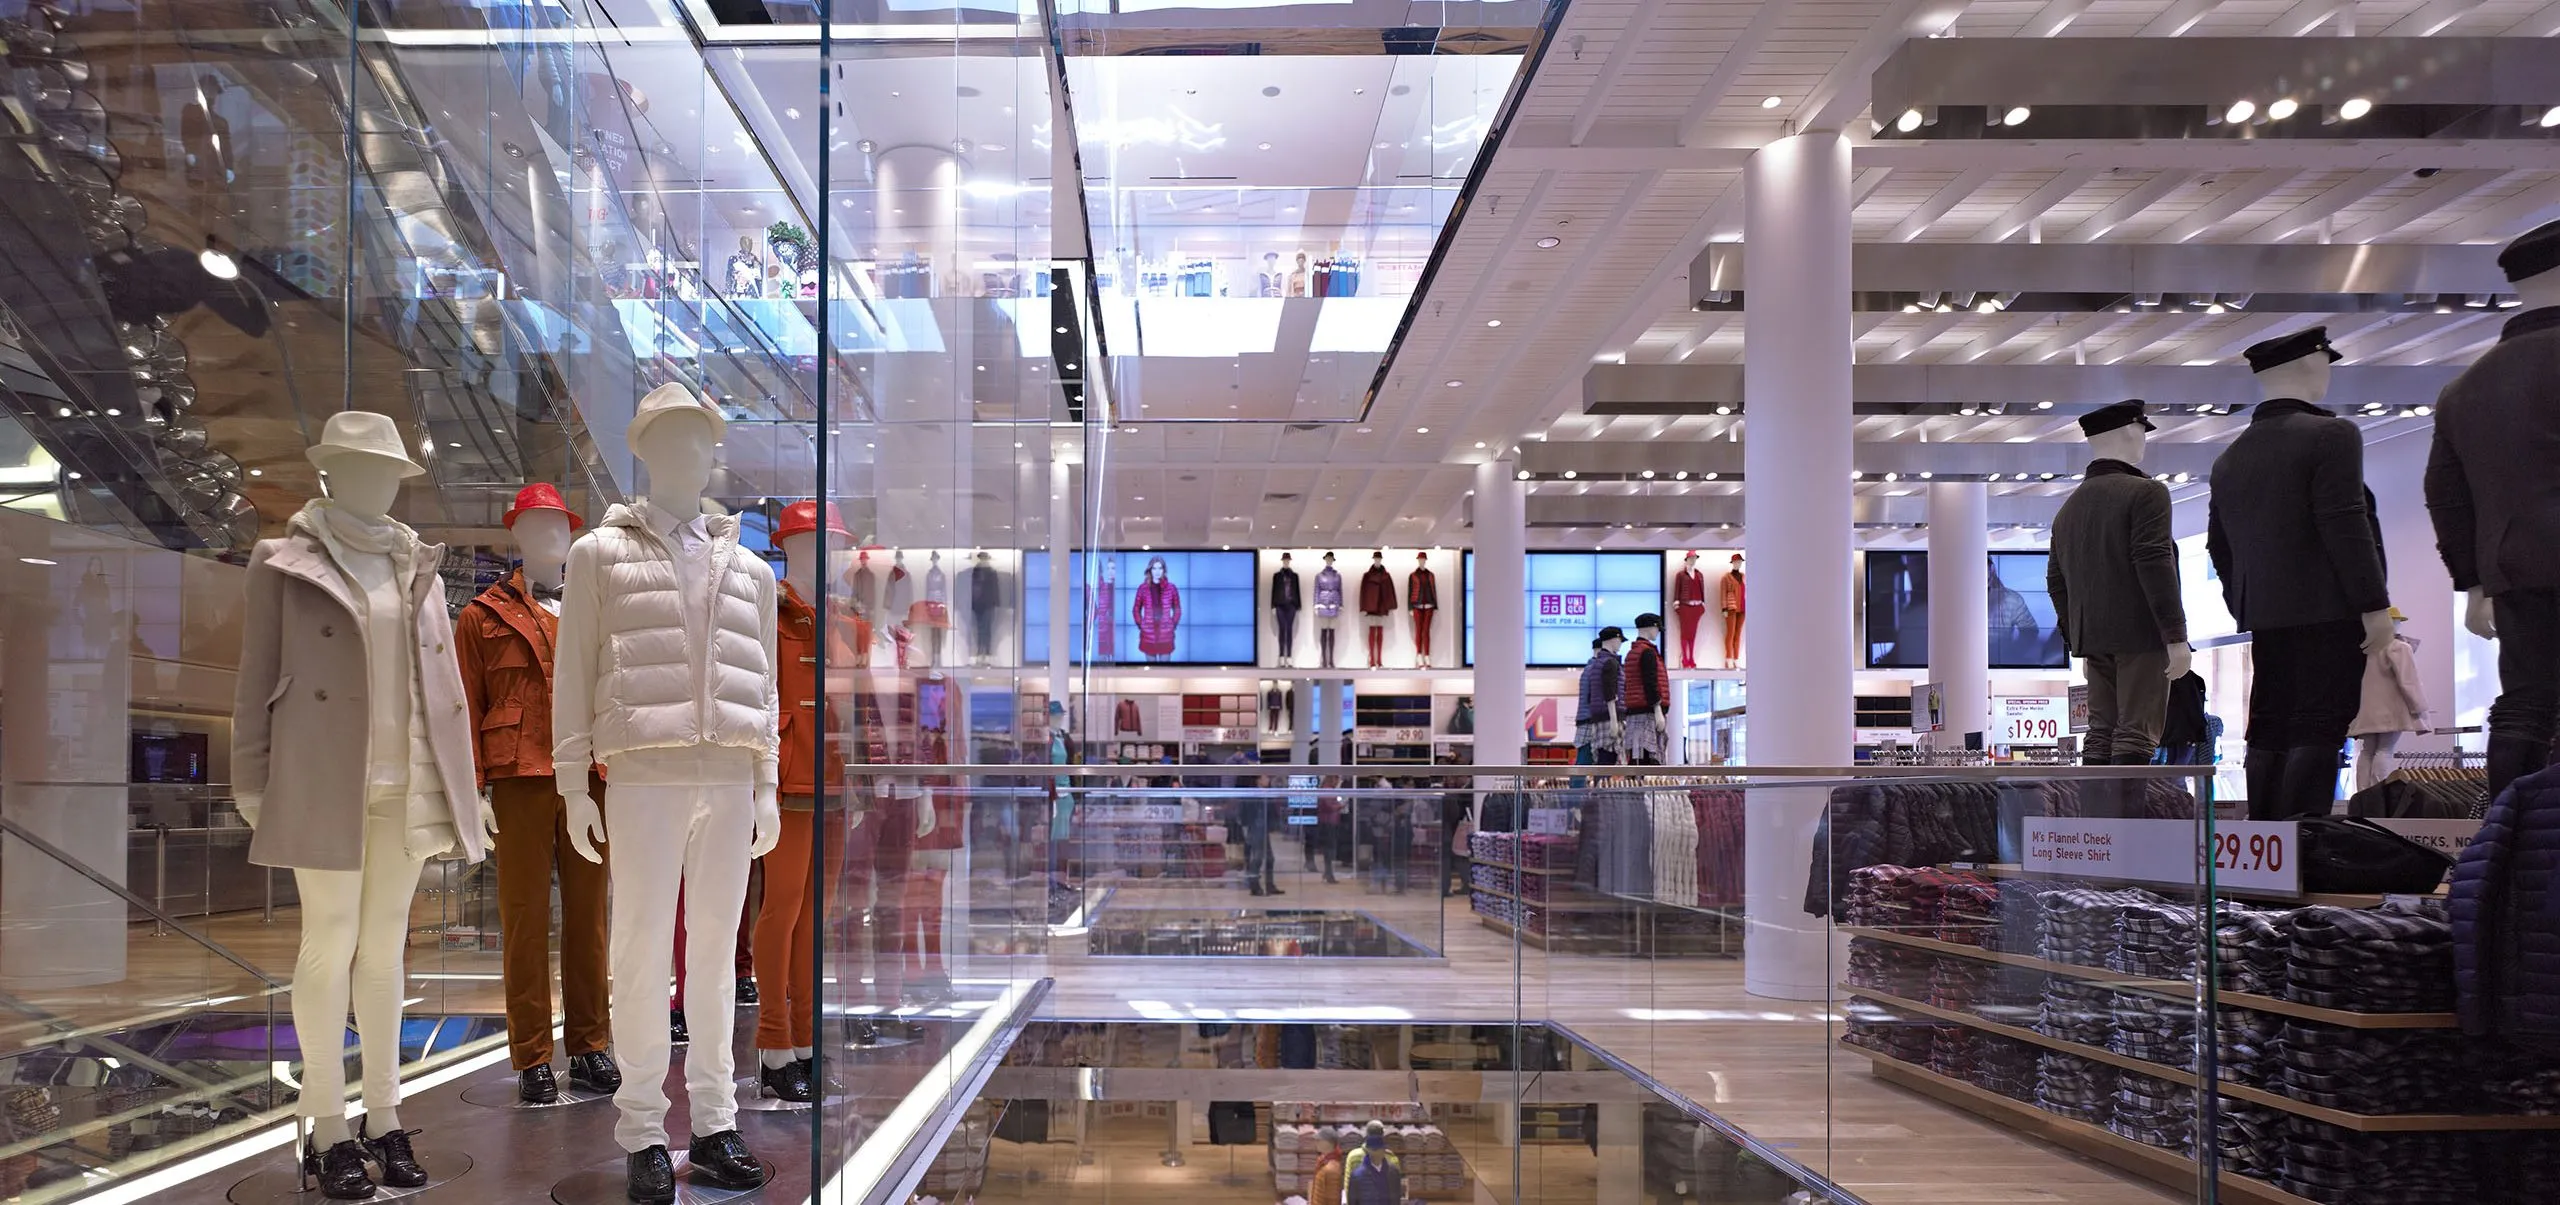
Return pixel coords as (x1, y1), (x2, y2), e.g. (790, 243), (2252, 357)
(551, 499), (780, 792)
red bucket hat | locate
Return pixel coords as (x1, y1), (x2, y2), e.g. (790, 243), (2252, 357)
(775, 499), (852, 543)
(502, 482), (583, 530)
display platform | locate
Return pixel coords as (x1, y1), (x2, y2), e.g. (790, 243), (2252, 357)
(229, 1146), (472, 1204)
(731, 1076), (852, 1113)
(549, 1152), (776, 1205)
(460, 1075), (614, 1110)
(1084, 907), (1436, 959)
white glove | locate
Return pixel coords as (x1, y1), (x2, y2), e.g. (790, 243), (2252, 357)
(564, 789), (607, 863)
(2465, 587), (2498, 640)
(2358, 608), (2397, 655)
(481, 788), (500, 836)
(234, 793), (261, 830)
(915, 796), (938, 840)
(749, 784), (782, 858)
(2164, 643), (2193, 680)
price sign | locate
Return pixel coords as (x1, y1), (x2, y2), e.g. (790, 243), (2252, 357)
(1527, 808), (1573, 836)
(2373, 818), (2482, 858)
(2023, 818), (2301, 896)
(1995, 696), (2068, 746)
(1285, 774), (1319, 826)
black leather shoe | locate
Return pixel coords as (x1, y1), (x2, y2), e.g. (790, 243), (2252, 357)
(301, 1136), (376, 1200)
(797, 1056), (840, 1097)
(358, 1120), (427, 1188)
(851, 1020), (881, 1047)
(569, 1051), (622, 1094)
(626, 1145), (675, 1205)
(758, 1059), (815, 1103)
(685, 1130), (767, 1190)
(736, 977), (759, 1006)
(668, 1008), (690, 1046)
(519, 1064), (560, 1104)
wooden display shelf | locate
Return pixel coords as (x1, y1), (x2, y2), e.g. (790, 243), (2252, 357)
(1471, 863), (1572, 876)
(1469, 885), (1621, 911)
(1843, 984), (2560, 1132)
(1950, 862), (2441, 909)
(1846, 1045), (2322, 1205)
(1841, 925), (2457, 1030)
(1474, 913), (1614, 952)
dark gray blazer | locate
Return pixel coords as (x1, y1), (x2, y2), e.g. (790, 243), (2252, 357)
(2207, 398), (2391, 632)
(2050, 460), (2187, 655)
(2426, 307), (2560, 596)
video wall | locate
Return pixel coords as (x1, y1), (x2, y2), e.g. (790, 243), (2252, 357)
(1863, 551), (2066, 670)
(1463, 551), (1666, 667)
(1022, 549), (1259, 665)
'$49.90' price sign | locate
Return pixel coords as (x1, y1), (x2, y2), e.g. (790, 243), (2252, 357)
(2208, 821), (2297, 894)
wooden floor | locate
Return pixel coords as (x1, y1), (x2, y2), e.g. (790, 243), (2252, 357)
(80, 869), (2187, 1205)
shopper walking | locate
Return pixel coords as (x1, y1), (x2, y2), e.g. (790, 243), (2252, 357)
(1343, 1121), (1405, 1205)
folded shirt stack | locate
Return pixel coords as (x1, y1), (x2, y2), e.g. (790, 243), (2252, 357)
(2214, 1099), (2287, 1179)
(2213, 904), (2294, 996)
(2111, 900), (2203, 980)
(2283, 900), (2454, 1013)
(1924, 955), (1995, 1012)
(1990, 878), (2068, 956)
(2215, 1011), (2281, 1087)
(2270, 1117), (2478, 1205)
(2273, 1022), (2472, 1115)
(1935, 879), (2000, 948)
(2039, 887), (2163, 968)
(2038, 979), (2118, 1046)
(2108, 994), (2197, 1070)
(1975, 1033), (2041, 1103)
(2106, 1070), (2194, 1153)
(1845, 935), (1934, 999)
(2035, 1051), (2117, 1125)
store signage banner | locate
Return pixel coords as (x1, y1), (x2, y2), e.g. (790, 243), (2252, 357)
(2022, 817), (2300, 896)
(2372, 818), (2483, 857)
(1911, 683), (1945, 734)
(1530, 590), (1590, 628)
(1995, 696), (2067, 746)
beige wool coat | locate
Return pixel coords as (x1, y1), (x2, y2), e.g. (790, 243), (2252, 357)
(231, 530), (486, 871)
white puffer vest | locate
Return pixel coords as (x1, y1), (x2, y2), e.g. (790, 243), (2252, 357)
(551, 503), (779, 787)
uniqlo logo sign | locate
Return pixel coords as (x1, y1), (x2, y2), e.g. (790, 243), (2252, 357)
(1531, 592), (1590, 627)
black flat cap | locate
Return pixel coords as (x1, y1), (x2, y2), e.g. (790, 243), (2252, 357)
(2498, 219), (2560, 284)
(1633, 612), (1663, 631)
(2243, 326), (2342, 374)
(1595, 625), (1625, 643)
(2079, 399), (2156, 438)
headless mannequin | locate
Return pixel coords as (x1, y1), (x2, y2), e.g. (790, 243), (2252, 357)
(922, 550), (949, 667)
(2085, 424), (2197, 683)
(1316, 552), (1340, 668)
(261, 455), (439, 1156)
(2248, 357), (2395, 657)
(2461, 268), (2560, 641)
(560, 414), (780, 1172)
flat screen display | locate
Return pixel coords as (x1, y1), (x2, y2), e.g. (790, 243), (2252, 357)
(1022, 550), (1258, 665)
(1464, 551), (1665, 667)
(131, 731), (209, 785)
(1864, 551), (2066, 670)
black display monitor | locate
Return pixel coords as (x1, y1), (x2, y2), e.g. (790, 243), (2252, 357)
(1863, 551), (2067, 670)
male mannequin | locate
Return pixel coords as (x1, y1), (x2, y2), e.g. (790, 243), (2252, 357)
(554, 382), (781, 1202)
(1672, 553), (1708, 670)
(2050, 401), (2193, 773)
(1407, 552), (1439, 669)
(2426, 219), (2560, 800)
(918, 551), (951, 666)
(1575, 628), (1625, 766)
(1270, 553), (1303, 667)
(233, 411), (482, 1198)
(1313, 552), (1343, 668)
(967, 551), (1003, 667)
(1618, 614), (1671, 765)
(756, 501), (866, 1105)
(1358, 552), (1397, 669)
(2209, 327), (2396, 820)
(456, 484), (619, 1105)
(1719, 555), (1746, 669)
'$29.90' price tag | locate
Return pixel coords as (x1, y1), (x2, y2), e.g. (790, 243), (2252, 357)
(2208, 821), (2298, 895)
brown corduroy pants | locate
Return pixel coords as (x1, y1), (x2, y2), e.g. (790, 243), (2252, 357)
(490, 774), (612, 1070)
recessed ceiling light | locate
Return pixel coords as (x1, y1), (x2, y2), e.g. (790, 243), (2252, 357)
(1895, 108), (1924, 133)
(1640, 470), (1655, 479)
(1673, 470), (1688, 480)
(1761, 96), (1782, 109)
(2225, 99), (2257, 124)
(1486, 319), (1502, 327)
(1475, 441), (1487, 449)
(1416, 426), (1430, 434)
(1516, 470), (1530, 480)
(2001, 105), (2031, 126)
(1257, 142), (1272, 151)
(1535, 236), (1561, 249)
(1561, 471), (1577, 479)
(2266, 97), (2299, 121)
(2338, 96), (2373, 120)
(1445, 380), (1462, 387)
(1356, 426), (1372, 433)
(19, 557), (55, 566)
(2541, 105), (2560, 129)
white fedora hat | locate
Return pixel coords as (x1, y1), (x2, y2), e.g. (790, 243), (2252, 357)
(305, 410), (426, 478)
(628, 381), (727, 445)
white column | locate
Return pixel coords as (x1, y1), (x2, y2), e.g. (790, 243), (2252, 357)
(1474, 458), (1528, 774)
(2366, 432), (2456, 752)
(1, 557), (132, 989)
(1741, 131), (1854, 1000)
(1595, 1102), (1643, 1205)
(872, 145), (969, 549)
(1928, 482), (1992, 747)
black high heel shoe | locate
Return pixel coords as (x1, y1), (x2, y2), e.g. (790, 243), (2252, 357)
(359, 1118), (428, 1188)
(298, 1133), (377, 1200)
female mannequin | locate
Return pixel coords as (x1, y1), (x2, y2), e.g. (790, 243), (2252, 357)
(1720, 555), (1747, 669)
(1358, 552), (1396, 669)
(1672, 552), (1708, 670)
(918, 551), (951, 666)
(234, 411), (481, 1198)
(1313, 552), (1343, 668)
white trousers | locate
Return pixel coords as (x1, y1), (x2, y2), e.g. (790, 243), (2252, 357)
(607, 781), (755, 1152)
(2354, 731), (2402, 793)
(291, 811), (429, 1143)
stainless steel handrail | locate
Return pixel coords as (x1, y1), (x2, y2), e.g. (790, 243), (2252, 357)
(0, 816), (287, 989)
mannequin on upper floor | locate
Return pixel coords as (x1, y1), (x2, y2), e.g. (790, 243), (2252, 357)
(2210, 327), (2396, 821)
(553, 382), (780, 1203)
(2051, 401), (2191, 781)
(1406, 551), (1439, 669)
(1672, 552), (1708, 670)
(1312, 552), (1343, 668)
(2426, 218), (2560, 801)
(457, 484), (621, 1107)
(233, 411), (481, 1199)
(1358, 551), (1396, 669)
(1270, 552), (1303, 667)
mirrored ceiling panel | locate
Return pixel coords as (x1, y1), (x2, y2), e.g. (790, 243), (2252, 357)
(1065, 49), (1523, 423)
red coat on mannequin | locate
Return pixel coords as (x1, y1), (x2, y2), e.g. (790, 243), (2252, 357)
(1672, 555), (1709, 670)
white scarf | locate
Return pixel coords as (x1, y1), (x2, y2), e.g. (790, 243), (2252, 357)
(291, 498), (422, 591)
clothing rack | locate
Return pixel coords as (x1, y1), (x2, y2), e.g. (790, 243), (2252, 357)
(2392, 750), (2487, 768)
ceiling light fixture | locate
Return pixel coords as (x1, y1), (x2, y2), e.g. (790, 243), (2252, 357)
(1415, 426), (1430, 434)
(2225, 99), (2257, 124)
(2001, 105), (2031, 126)
(2338, 96), (2373, 120)
(1535, 236), (1561, 249)
(2267, 97), (2300, 121)
(199, 239), (239, 281)
(1486, 319), (1502, 327)
(1895, 108), (1924, 133)
(1761, 96), (1783, 109)
(1673, 470), (1689, 480)
(2541, 105), (2560, 129)
(2035, 401), (2054, 410)
(1445, 379), (1462, 387)
(1561, 470), (1577, 479)
(1516, 469), (1531, 480)
(1704, 472), (1719, 480)
(1640, 470), (1656, 479)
